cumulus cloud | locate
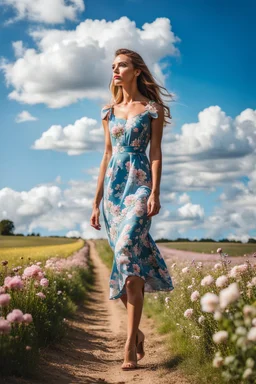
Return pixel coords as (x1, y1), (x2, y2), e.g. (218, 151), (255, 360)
(0, 17), (180, 108)
(15, 110), (38, 123)
(161, 106), (256, 192)
(1, 0), (85, 25)
(32, 116), (104, 155)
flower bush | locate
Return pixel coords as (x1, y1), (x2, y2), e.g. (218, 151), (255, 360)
(0, 242), (94, 377)
(144, 247), (256, 384)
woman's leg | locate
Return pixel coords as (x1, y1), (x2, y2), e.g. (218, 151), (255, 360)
(121, 275), (144, 367)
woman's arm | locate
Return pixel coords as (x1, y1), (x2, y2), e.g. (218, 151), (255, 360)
(92, 113), (112, 209)
(147, 104), (164, 217)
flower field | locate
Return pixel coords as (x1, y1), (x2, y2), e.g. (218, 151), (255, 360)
(0, 240), (94, 377)
(96, 240), (256, 384)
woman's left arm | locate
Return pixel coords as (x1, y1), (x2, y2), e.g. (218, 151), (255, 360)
(147, 104), (164, 217)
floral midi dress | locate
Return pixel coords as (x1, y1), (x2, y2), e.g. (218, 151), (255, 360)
(101, 100), (174, 300)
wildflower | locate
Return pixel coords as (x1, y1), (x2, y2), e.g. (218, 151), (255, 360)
(0, 293), (11, 306)
(212, 330), (228, 344)
(247, 327), (256, 342)
(191, 291), (200, 302)
(215, 275), (228, 288)
(201, 275), (214, 286)
(243, 305), (256, 317)
(214, 263), (222, 270)
(214, 311), (222, 321)
(0, 319), (11, 334)
(184, 308), (193, 318)
(4, 275), (24, 290)
(7, 309), (24, 323)
(217, 248), (222, 254)
(1, 260), (8, 266)
(23, 314), (33, 324)
(243, 368), (253, 379)
(165, 297), (171, 304)
(26, 345), (32, 351)
(213, 355), (224, 368)
(182, 267), (189, 273)
(36, 292), (46, 299)
(219, 283), (240, 309)
(198, 315), (205, 324)
(229, 264), (248, 278)
(224, 356), (235, 365)
(201, 292), (219, 313)
(246, 358), (254, 368)
(40, 278), (49, 287)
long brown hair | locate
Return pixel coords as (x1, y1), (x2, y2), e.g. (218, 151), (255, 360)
(108, 48), (175, 127)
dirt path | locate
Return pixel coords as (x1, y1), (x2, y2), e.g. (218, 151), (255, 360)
(3, 240), (191, 384)
(158, 244), (255, 267)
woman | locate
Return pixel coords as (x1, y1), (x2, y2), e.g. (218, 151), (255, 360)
(90, 48), (174, 370)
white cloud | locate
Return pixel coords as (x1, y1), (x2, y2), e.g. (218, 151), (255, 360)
(15, 110), (38, 123)
(1, 0), (85, 25)
(32, 116), (104, 155)
(178, 193), (190, 204)
(0, 17), (180, 108)
(178, 203), (204, 220)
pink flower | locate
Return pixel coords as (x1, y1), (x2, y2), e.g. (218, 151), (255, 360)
(26, 345), (32, 351)
(23, 313), (33, 324)
(0, 319), (11, 334)
(7, 309), (24, 323)
(191, 291), (200, 302)
(201, 275), (214, 286)
(40, 278), (49, 287)
(0, 286), (6, 294)
(36, 292), (46, 299)
(217, 248), (222, 254)
(4, 275), (24, 290)
(0, 293), (11, 306)
(133, 264), (141, 274)
(184, 308), (193, 318)
(23, 265), (44, 280)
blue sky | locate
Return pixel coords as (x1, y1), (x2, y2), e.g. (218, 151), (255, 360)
(0, 0), (255, 241)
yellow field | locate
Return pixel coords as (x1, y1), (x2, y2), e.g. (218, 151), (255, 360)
(0, 236), (85, 265)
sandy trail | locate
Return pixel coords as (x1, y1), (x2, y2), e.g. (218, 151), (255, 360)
(3, 240), (190, 384)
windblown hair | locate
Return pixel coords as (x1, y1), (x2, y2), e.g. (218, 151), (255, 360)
(108, 48), (175, 127)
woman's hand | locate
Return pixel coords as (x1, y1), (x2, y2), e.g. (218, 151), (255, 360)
(90, 207), (101, 230)
(147, 193), (161, 217)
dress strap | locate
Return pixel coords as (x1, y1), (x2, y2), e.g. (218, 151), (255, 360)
(101, 105), (113, 120)
(145, 100), (158, 119)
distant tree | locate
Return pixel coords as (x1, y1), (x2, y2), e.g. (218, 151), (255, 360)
(0, 220), (15, 235)
(248, 238), (256, 243)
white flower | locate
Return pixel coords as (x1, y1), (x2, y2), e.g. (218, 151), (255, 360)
(243, 305), (256, 317)
(213, 355), (224, 368)
(200, 292), (219, 313)
(247, 327), (256, 342)
(251, 277), (256, 286)
(243, 368), (253, 379)
(252, 318), (256, 326)
(184, 308), (193, 318)
(219, 282), (240, 309)
(214, 263), (222, 270)
(235, 326), (247, 336)
(214, 311), (222, 321)
(201, 275), (214, 286)
(213, 330), (228, 344)
(229, 264), (248, 278)
(190, 290), (200, 302)
(217, 248), (222, 254)
(187, 285), (193, 289)
(198, 315), (205, 324)
(182, 267), (189, 273)
(224, 355), (235, 365)
(216, 275), (228, 288)
(246, 358), (254, 368)
(171, 263), (176, 268)
(165, 297), (171, 304)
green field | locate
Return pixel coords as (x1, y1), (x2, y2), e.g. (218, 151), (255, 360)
(0, 235), (79, 249)
(158, 241), (256, 257)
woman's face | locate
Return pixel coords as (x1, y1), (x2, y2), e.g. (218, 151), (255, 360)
(112, 54), (139, 85)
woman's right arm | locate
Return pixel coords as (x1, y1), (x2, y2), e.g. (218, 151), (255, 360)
(90, 110), (112, 230)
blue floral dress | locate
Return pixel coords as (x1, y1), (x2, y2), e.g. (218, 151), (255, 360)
(101, 100), (174, 300)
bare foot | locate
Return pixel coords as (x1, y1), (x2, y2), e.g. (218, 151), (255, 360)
(121, 341), (137, 370)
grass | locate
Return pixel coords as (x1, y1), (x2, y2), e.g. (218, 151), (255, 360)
(158, 242), (256, 257)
